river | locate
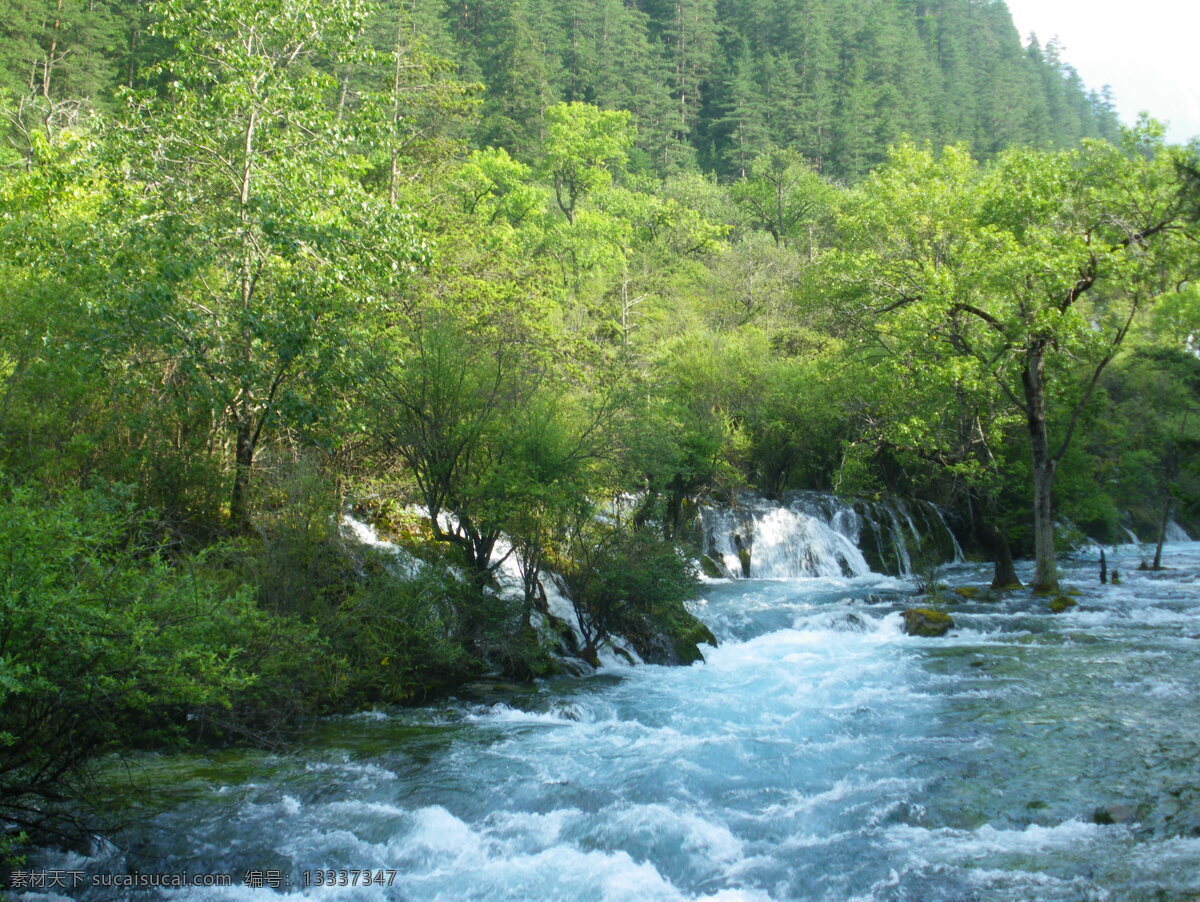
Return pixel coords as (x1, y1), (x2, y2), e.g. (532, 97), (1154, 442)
(21, 541), (1200, 901)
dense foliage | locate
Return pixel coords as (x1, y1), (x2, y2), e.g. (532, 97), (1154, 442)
(0, 0), (1197, 850)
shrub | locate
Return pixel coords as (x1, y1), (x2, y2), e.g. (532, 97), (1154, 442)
(560, 525), (706, 662)
(326, 561), (479, 703)
(0, 483), (322, 840)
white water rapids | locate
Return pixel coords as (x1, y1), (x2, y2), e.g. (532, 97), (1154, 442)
(19, 518), (1200, 901)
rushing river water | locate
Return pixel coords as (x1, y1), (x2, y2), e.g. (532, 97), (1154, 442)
(22, 542), (1200, 901)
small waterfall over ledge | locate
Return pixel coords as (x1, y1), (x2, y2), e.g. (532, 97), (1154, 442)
(700, 492), (962, 579)
(1166, 520), (1193, 543)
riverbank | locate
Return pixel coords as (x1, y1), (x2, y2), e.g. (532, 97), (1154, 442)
(0, 486), (717, 859)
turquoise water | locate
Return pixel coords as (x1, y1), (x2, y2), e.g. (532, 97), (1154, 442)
(23, 544), (1200, 900)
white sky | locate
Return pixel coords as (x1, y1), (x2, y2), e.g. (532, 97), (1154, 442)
(1003, 0), (1200, 145)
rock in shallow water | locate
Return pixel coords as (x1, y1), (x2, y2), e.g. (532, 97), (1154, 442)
(1093, 803), (1139, 825)
(1049, 595), (1078, 613)
(902, 608), (955, 637)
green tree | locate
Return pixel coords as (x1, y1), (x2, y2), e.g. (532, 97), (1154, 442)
(360, 309), (534, 578)
(731, 146), (832, 253)
(833, 132), (1196, 591)
(118, 0), (422, 531)
(541, 101), (633, 224)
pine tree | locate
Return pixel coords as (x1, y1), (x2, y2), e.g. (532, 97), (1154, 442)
(659, 0), (719, 158)
(715, 42), (771, 176)
(478, 0), (557, 158)
(791, 0), (837, 168)
(0, 0), (120, 103)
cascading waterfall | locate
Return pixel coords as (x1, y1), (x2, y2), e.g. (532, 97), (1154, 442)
(340, 514), (425, 578)
(700, 492), (962, 579)
(1166, 519), (1193, 543)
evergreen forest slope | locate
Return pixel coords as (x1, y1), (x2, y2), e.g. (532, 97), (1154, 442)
(3, 0), (1121, 179)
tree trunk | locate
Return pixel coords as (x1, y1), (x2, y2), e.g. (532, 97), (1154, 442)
(42, 0), (63, 99)
(1153, 496), (1171, 570)
(971, 497), (1020, 590)
(1029, 451), (1057, 592)
(988, 526), (1020, 590)
(1022, 346), (1059, 593)
(229, 417), (254, 533)
(632, 489), (657, 530)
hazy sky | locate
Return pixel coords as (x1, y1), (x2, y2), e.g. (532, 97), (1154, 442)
(1003, 0), (1200, 144)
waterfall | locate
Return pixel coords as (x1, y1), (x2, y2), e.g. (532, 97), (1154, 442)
(1166, 520), (1193, 543)
(699, 493), (961, 579)
(340, 514), (425, 578)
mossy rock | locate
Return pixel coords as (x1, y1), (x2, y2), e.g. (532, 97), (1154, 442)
(540, 611), (581, 656)
(624, 606), (718, 665)
(952, 586), (981, 600)
(737, 547), (752, 578)
(1049, 596), (1077, 613)
(507, 628), (563, 680)
(1092, 803), (1139, 825)
(579, 645), (602, 668)
(902, 608), (954, 637)
(1064, 588), (1082, 597)
(699, 554), (725, 579)
(672, 618), (718, 665)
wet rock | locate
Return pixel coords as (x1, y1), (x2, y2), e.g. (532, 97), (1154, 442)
(621, 608), (717, 666)
(1093, 803), (1139, 825)
(1049, 596), (1078, 613)
(837, 613), (869, 633)
(902, 608), (954, 637)
(671, 618), (718, 665)
(698, 554), (725, 579)
(952, 586), (982, 600)
(579, 645), (602, 668)
(736, 546), (752, 578)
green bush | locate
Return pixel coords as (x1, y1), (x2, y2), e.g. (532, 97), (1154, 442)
(326, 561), (479, 703)
(560, 526), (708, 663)
(0, 483), (323, 839)
(244, 450), (354, 618)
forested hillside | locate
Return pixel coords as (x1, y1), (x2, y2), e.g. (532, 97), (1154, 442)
(1, 0), (1197, 850)
(3, 0), (1119, 179)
